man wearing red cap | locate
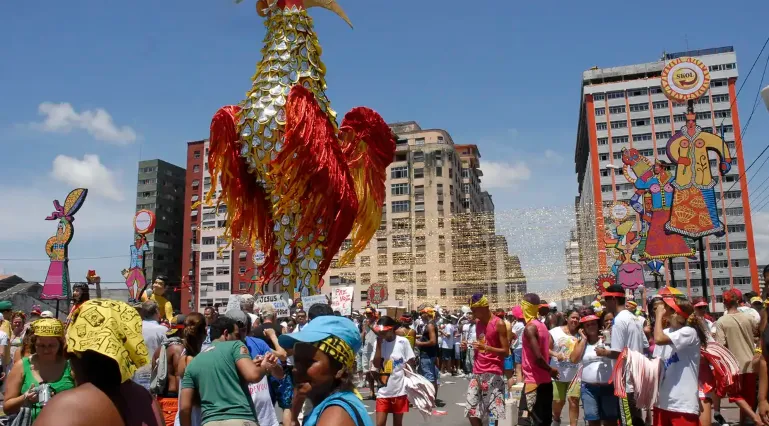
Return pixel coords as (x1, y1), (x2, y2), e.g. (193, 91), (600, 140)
(715, 288), (760, 425)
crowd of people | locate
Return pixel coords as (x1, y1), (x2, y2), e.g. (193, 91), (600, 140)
(0, 277), (768, 426)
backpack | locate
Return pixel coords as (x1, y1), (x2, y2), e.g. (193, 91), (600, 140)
(150, 337), (183, 396)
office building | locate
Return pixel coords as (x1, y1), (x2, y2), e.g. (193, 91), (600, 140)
(322, 121), (526, 311)
(574, 46), (758, 309)
(136, 159), (186, 310)
(180, 140), (257, 313)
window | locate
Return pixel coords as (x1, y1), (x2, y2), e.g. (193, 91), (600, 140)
(215, 282), (229, 291)
(360, 290), (368, 302)
(711, 94), (729, 103)
(440, 270), (446, 281)
(600, 169), (609, 177)
(417, 289), (427, 297)
(601, 185), (613, 192)
(415, 253), (426, 264)
(607, 91), (625, 99)
(393, 270), (412, 283)
(194, 151), (201, 159)
(597, 138), (608, 145)
(722, 191), (741, 199)
(593, 93), (605, 100)
(627, 89), (648, 97)
(377, 254), (387, 266)
(609, 105), (626, 114)
(610, 120), (627, 129)
(656, 131), (672, 139)
(437, 136), (444, 143)
(633, 133), (652, 142)
(714, 110), (731, 119)
(726, 207), (743, 216)
(438, 253), (446, 263)
(414, 168), (424, 179)
(192, 179), (200, 188)
(201, 252), (215, 260)
(639, 149), (653, 157)
(696, 111), (712, 120)
(595, 107), (605, 116)
(658, 148), (667, 156)
(596, 123), (607, 130)
(612, 136), (628, 144)
(415, 138), (425, 146)
(711, 79), (728, 87)
(413, 151), (424, 162)
(416, 271), (427, 283)
(650, 86), (663, 94)
(613, 152), (623, 160)
(239, 281), (248, 290)
(631, 119), (649, 127)
(415, 202), (424, 212)
(393, 252), (411, 265)
(391, 166), (408, 179)
(710, 242), (727, 251)
(730, 241), (747, 250)
(653, 101), (669, 110)
(599, 154), (608, 161)
(392, 200), (410, 213)
(392, 235), (411, 248)
(440, 289), (446, 297)
(654, 116), (671, 125)
(391, 183), (409, 196)
(727, 224), (745, 233)
(709, 63), (736, 72)
(392, 218), (410, 231)
(361, 273), (371, 286)
(202, 237), (215, 245)
(415, 236), (426, 252)
(360, 256), (371, 267)
(216, 266), (230, 275)
(732, 259), (750, 268)
(629, 103), (649, 112)
(193, 165), (200, 173)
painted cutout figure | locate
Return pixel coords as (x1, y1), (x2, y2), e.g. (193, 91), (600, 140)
(621, 148), (695, 260)
(665, 111), (732, 238)
(43, 188), (88, 300)
(125, 234), (150, 301)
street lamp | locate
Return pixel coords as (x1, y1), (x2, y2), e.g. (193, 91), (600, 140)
(762, 85), (769, 112)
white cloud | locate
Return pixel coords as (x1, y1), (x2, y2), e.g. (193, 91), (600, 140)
(544, 149), (565, 165)
(480, 161), (532, 189)
(33, 102), (137, 144)
(51, 154), (124, 201)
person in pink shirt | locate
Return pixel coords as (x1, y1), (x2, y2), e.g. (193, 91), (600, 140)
(518, 293), (559, 426)
(464, 293), (509, 426)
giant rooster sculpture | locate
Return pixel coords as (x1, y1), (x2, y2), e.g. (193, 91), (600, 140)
(207, 0), (395, 299)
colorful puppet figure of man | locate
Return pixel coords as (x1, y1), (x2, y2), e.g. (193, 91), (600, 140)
(125, 234), (150, 301)
(205, 0), (395, 299)
(665, 111), (732, 237)
(621, 148), (695, 259)
(43, 188), (88, 300)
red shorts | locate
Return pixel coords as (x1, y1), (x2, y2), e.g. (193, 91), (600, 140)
(728, 373), (757, 407)
(375, 395), (409, 414)
(653, 408), (699, 426)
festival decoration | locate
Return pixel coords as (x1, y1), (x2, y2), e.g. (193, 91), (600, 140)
(205, 0), (395, 299)
(43, 188), (88, 300)
(594, 274), (616, 294)
(604, 202), (644, 292)
(125, 210), (155, 301)
(621, 148), (695, 259)
(660, 58), (732, 238)
(367, 282), (388, 306)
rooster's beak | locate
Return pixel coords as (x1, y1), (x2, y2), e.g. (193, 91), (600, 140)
(304, 0), (353, 28)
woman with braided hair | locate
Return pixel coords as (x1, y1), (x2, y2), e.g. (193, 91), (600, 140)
(652, 289), (710, 426)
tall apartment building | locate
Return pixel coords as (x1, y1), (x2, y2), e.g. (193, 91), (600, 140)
(565, 228), (581, 288)
(136, 159), (186, 309)
(180, 140), (257, 313)
(322, 121), (526, 311)
(574, 46), (758, 308)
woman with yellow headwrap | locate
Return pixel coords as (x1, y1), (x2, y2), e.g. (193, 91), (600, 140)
(279, 315), (372, 426)
(33, 299), (164, 426)
(3, 318), (74, 422)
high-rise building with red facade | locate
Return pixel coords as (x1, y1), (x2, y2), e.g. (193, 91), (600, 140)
(180, 140), (258, 313)
(574, 46), (758, 310)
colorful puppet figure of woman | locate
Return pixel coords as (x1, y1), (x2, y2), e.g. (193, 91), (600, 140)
(43, 189), (88, 300)
(621, 148), (695, 259)
(665, 111), (732, 237)
(125, 235), (150, 301)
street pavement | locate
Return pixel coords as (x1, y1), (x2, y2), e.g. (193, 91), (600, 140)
(301, 373), (746, 426)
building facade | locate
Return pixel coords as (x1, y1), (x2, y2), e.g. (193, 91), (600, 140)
(321, 121), (526, 311)
(574, 46), (758, 309)
(136, 159), (186, 309)
(565, 228), (581, 288)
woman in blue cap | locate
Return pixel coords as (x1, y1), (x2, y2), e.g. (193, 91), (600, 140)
(279, 315), (373, 426)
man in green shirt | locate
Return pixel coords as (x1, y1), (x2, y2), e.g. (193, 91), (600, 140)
(179, 316), (275, 426)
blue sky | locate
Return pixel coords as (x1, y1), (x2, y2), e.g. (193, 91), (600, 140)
(1, 0), (768, 294)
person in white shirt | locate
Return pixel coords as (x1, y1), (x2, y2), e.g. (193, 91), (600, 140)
(570, 313), (618, 426)
(510, 307), (525, 383)
(594, 284), (645, 426)
(653, 293), (710, 426)
(371, 316), (416, 426)
(461, 313), (476, 375)
(439, 318), (455, 375)
(133, 300), (168, 390)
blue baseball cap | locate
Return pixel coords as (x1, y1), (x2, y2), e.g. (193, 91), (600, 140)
(278, 315), (361, 353)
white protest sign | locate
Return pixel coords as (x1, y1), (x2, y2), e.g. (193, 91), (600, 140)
(302, 294), (329, 312)
(255, 294), (281, 305)
(331, 286), (354, 316)
(272, 300), (290, 317)
(225, 294), (241, 313)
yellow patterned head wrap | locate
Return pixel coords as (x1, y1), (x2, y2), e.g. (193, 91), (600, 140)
(420, 307), (435, 319)
(31, 318), (64, 337)
(314, 335), (355, 369)
(469, 293), (489, 308)
(521, 300), (539, 324)
(66, 299), (149, 383)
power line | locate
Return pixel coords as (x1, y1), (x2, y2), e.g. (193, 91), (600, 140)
(719, 36), (769, 129)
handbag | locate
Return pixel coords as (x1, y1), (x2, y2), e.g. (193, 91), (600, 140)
(10, 407), (33, 426)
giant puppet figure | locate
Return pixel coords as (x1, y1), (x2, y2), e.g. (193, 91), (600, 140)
(206, 0), (395, 298)
(125, 210), (156, 301)
(43, 188), (88, 300)
(660, 57), (732, 238)
(621, 147), (695, 260)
